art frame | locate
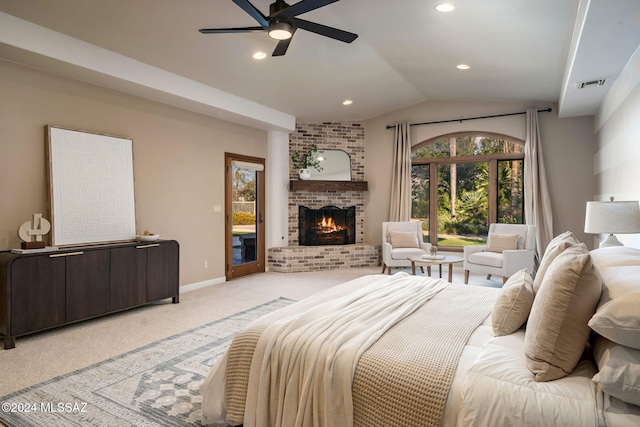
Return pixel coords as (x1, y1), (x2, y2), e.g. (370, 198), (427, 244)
(46, 125), (136, 247)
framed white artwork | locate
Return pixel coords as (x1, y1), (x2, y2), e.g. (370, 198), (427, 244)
(46, 126), (136, 246)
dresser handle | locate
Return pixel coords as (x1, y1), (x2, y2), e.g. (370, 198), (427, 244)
(49, 253), (68, 258)
(136, 244), (160, 249)
(48, 251), (84, 258)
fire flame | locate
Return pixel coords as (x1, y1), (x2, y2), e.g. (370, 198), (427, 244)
(319, 216), (344, 233)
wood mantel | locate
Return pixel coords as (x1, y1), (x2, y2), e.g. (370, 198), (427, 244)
(289, 180), (368, 192)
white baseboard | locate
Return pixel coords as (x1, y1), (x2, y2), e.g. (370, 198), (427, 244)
(180, 276), (226, 294)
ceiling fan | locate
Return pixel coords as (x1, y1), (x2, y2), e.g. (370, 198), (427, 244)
(199, 0), (358, 56)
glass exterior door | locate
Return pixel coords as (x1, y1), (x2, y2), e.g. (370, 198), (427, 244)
(225, 153), (265, 280)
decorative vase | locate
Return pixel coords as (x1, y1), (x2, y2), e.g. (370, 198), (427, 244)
(299, 168), (311, 180)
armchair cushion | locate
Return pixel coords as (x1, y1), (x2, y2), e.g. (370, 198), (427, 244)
(391, 247), (429, 260)
(468, 251), (503, 268)
(486, 233), (520, 253)
(388, 231), (420, 248)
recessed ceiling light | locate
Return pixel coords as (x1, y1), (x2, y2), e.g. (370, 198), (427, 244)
(435, 3), (455, 13)
(343, 100), (353, 105)
(456, 64), (470, 70)
(253, 51), (267, 60)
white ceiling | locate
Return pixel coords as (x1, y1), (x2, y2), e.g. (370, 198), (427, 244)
(1, 0), (639, 125)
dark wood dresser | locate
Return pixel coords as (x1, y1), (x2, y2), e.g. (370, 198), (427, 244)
(0, 239), (179, 349)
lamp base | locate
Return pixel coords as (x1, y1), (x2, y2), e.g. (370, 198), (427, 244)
(600, 234), (624, 248)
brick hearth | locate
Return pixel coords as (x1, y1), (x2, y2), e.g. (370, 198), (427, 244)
(268, 244), (381, 273)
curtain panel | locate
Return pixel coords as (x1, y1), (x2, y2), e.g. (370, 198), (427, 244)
(389, 123), (412, 221)
(524, 108), (554, 260)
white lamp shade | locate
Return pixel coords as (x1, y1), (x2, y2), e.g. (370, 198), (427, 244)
(584, 200), (640, 234)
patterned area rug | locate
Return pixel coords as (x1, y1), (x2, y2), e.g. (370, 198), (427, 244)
(0, 297), (294, 427)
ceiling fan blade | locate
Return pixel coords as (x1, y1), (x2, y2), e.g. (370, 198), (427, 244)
(293, 18), (358, 43)
(272, 38), (293, 56)
(199, 26), (265, 34)
(272, 27), (297, 56)
(272, 0), (340, 19)
(232, 0), (269, 28)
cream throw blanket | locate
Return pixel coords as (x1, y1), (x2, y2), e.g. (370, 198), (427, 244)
(243, 274), (448, 427)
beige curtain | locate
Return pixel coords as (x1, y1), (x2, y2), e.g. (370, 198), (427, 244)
(524, 108), (554, 259)
(389, 123), (412, 221)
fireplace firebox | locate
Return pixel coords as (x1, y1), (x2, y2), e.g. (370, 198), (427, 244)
(298, 205), (356, 246)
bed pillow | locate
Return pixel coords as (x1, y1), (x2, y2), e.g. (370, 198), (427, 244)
(533, 231), (580, 295)
(592, 335), (640, 406)
(590, 246), (640, 308)
(589, 292), (640, 350)
(492, 269), (534, 336)
(388, 231), (419, 248)
(486, 233), (520, 253)
(524, 244), (602, 381)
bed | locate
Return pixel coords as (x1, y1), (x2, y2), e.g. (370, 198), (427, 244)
(201, 232), (640, 427)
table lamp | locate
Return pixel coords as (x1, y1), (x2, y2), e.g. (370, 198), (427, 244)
(584, 197), (640, 247)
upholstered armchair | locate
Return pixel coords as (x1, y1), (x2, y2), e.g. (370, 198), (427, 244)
(463, 223), (537, 284)
(381, 221), (431, 274)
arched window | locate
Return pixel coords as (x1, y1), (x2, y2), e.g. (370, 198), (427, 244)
(411, 132), (525, 250)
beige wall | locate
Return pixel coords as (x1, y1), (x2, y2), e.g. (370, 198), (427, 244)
(0, 60), (267, 286)
(363, 100), (595, 247)
(593, 45), (640, 249)
(1, 57), (604, 284)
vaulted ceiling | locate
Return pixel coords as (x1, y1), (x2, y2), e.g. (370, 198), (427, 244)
(1, 0), (639, 125)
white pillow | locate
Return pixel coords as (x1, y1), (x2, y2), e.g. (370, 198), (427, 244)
(486, 233), (519, 253)
(593, 335), (640, 406)
(388, 231), (419, 248)
(590, 246), (640, 308)
(491, 269), (534, 336)
(589, 292), (640, 350)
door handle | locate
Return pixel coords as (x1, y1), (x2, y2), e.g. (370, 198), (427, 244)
(258, 212), (264, 224)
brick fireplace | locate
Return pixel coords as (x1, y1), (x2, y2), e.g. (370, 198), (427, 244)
(267, 122), (380, 272)
(298, 205), (356, 246)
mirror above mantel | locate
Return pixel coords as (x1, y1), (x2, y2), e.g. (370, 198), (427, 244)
(309, 149), (351, 181)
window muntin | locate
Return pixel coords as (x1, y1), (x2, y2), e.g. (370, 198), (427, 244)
(411, 163), (430, 244)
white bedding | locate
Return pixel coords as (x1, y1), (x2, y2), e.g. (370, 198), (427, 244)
(458, 331), (603, 426)
(202, 308), (498, 427)
(201, 275), (606, 427)
(441, 314), (495, 427)
(243, 275), (448, 427)
(602, 394), (640, 427)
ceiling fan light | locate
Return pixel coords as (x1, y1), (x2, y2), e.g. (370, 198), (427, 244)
(268, 21), (293, 40)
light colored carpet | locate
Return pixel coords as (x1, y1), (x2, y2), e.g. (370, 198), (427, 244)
(0, 297), (295, 427)
(0, 266), (499, 399)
